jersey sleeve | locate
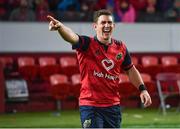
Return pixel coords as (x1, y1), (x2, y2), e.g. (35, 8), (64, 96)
(72, 35), (91, 51)
(121, 48), (133, 71)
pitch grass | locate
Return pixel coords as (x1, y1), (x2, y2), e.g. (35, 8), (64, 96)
(0, 108), (179, 128)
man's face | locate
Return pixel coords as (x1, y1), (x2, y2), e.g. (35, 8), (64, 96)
(94, 15), (115, 43)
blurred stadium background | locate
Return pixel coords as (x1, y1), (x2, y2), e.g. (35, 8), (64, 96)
(0, 0), (180, 128)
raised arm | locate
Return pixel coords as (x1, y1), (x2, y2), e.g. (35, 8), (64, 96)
(47, 15), (79, 45)
(125, 66), (152, 107)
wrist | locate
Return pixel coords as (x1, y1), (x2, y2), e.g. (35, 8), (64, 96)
(139, 84), (147, 92)
(57, 24), (61, 30)
(56, 22), (62, 31)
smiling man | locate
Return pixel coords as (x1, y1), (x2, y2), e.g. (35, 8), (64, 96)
(47, 9), (152, 128)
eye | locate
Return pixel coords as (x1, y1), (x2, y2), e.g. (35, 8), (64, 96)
(101, 21), (106, 25)
(108, 21), (112, 25)
(101, 21), (113, 25)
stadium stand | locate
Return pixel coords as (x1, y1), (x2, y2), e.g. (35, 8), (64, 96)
(140, 55), (163, 80)
(49, 74), (70, 110)
(119, 73), (139, 107)
(0, 0), (180, 113)
(59, 56), (79, 76)
(131, 56), (138, 65)
(0, 57), (13, 69)
(141, 73), (158, 107)
(0, 61), (5, 113)
(0, 57), (18, 79)
(17, 57), (38, 81)
(71, 73), (81, 98)
(131, 56), (142, 71)
(38, 57), (59, 81)
(0, 0), (180, 22)
(161, 56), (180, 73)
(0, 52), (180, 112)
(156, 72), (180, 115)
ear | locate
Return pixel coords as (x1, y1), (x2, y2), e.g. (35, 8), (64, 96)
(93, 23), (97, 29)
(113, 23), (115, 28)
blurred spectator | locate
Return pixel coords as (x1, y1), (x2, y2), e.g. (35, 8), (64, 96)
(7, 0), (21, 11)
(57, 0), (80, 11)
(137, 0), (164, 22)
(174, 0), (180, 21)
(47, 0), (59, 12)
(164, 0), (179, 22)
(80, 0), (97, 21)
(27, 0), (35, 9)
(157, 0), (174, 12)
(146, 0), (157, 14)
(9, 0), (35, 21)
(94, 0), (136, 22)
(55, 0), (81, 22)
(106, 0), (121, 22)
(130, 0), (147, 12)
(129, 0), (147, 19)
(115, 0), (136, 22)
(35, 0), (54, 21)
(95, 0), (108, 10)
(0, 0), (178, 22)
(0, 0), (8, 20)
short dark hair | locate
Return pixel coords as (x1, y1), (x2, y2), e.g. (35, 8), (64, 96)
(93, 9), (113, 23)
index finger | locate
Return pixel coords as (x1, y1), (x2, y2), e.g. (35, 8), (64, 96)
(47, 15), (57, 23)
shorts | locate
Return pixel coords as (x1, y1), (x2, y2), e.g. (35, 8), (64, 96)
(79, 105), (122, 128)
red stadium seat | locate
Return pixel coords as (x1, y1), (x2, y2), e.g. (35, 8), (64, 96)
(141, 73), (157, 97)
(39, 57), (59, 81)
(131, 56), (142, 70)
(140, 56), (162, 80)
(0, 57), (13, 69)
(18, 57), (38, 81)
(141, 56), (159, 67)
(119, 74), (138, 98)
(131, 56), (138, 66)
(0, 57), (17, 78)
(156, 73), (180, 115)
(119, 74), (139, 107)
(49, 74), (70, 110)
(161, 56), (180, 73)
(141, 73), (152, 82)
(59, 56), (79, 76)
(119, 73), (129, 83)
(161, 56), (178, 66)
(71, 73), (81, 98)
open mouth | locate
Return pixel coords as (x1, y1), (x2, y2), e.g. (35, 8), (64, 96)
(103, 28), (111, 35)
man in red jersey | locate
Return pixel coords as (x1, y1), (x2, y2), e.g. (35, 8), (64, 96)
(47, 9), (152, 128)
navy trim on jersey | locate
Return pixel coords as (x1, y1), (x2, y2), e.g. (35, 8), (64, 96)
(72, 35), (133, 71)
(72, 35), (90, 51)
(94, 36), (113, 52)
(121, 48), (133, 71)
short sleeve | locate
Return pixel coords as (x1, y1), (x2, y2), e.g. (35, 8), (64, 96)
(72, 35), (91, 51)
(121, 48), (133, 71)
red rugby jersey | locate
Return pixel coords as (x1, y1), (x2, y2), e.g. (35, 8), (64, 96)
(72, 36), (133, 107)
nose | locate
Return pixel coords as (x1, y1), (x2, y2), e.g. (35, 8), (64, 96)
(105, 22), (110, 27)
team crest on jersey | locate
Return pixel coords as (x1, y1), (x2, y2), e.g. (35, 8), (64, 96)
(101, 58), (114, 71)
(116, 53), (123, 60)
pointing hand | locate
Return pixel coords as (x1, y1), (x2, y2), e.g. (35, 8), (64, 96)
(47, 15), (61, 31)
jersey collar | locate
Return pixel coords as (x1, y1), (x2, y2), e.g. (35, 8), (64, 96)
(94, 35), (113, 46)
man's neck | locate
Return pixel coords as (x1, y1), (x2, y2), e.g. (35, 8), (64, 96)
(96, 36), (111, 45)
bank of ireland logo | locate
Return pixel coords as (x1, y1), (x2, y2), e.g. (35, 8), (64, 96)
(101, 58), (114, 71)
